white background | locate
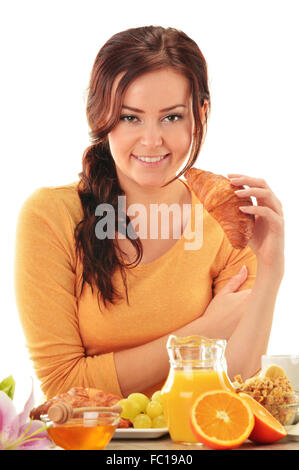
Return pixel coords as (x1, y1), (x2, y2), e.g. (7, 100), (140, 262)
(1, 0), (298, 411)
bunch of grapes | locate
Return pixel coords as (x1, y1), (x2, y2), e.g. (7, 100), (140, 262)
(117, 391), (167, 429)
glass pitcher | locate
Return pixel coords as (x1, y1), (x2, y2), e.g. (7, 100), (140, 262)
(161, 334), (234, 445)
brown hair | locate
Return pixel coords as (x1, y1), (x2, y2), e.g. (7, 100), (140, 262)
(74, 25), (210, 310)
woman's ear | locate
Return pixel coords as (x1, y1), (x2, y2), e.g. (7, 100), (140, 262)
(199, 99), (209, 145)
(201, 99), (209, 124)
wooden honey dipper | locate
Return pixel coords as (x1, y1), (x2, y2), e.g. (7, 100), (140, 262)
(47, 401), (123, 424)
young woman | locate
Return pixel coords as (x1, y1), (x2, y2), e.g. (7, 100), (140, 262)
(15, 26), (284, 400)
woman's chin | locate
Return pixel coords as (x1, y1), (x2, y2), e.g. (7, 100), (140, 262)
(133, 175), (171, 188)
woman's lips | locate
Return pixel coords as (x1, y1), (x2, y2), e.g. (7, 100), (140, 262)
(131, 153), (171, 167)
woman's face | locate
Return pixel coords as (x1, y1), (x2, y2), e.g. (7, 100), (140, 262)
(107, 67), (196, 190)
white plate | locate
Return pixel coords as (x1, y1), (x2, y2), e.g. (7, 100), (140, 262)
(112, 427), (169, 439)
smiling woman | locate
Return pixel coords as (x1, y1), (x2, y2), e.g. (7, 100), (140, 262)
(73, 26), (211, 307)
(108, 68), (195, 190)
(14, 25), (284, 405)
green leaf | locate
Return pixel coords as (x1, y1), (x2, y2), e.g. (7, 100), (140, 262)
(0, 375), (16, 399)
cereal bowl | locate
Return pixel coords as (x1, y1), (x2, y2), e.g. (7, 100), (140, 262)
(241, 391), (299, 426)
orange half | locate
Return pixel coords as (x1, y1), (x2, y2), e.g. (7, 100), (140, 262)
(239, 393), (287, 444)
(190, 390), (255, 450)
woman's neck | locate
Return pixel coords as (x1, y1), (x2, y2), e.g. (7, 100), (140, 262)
(120, 178), (189, 211)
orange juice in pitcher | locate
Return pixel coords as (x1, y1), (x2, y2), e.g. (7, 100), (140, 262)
(161, 335), (235, 445)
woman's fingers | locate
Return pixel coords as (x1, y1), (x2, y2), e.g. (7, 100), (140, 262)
(228, 173), (285, 269)
(234, 187), (283, 216)
(227, 174), (269, 189)
(217, 265), (248, 295)
(227, 174), (283, 217)
(239, 205), (284, 234)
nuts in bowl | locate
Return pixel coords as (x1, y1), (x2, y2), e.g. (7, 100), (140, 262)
(240, 390), (299, 426)
(233, 366), (299, 426)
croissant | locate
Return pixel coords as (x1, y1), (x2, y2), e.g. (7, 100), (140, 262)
(30, 387), (131, 428)
(184, 167), (255, 249)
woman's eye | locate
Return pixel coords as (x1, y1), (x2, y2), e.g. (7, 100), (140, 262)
(120, 115), (138, 123)
(119, 113), (183, 124)
(164, 114), (183, 123)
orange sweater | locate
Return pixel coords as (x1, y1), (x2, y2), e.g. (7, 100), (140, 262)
(14, 179), (257, 400)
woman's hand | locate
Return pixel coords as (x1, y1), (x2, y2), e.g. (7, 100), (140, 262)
(201, 265), (252, 340)
(227, 174), (285, 274)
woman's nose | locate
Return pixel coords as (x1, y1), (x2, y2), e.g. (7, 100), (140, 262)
(139, 122), (163, 147)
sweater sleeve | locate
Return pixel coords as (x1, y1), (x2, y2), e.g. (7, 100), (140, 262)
(212, 234), (258, 296)
(14, 187), (123, 400)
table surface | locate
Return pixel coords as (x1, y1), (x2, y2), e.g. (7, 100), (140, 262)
(51, 434), (299, 450)
(106, 433), (299, 451)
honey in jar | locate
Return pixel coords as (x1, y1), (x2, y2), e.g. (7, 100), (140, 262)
(45, 411), (119, 450)
(47, 421), (116, 450)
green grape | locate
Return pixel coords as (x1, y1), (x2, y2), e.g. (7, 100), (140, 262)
(152, 414), (167, 428)
(133, 413), (152, 429)
(146, 400), (163, 419)
(151, 390), (163, 406)
(117, 399), (140, 421)
(127, 393), (150, 413)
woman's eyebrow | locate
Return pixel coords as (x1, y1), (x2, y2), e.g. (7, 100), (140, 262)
(121, 104), (187, 113)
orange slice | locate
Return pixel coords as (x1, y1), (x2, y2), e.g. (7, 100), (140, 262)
(190, 390), (255, 450)
(239, 392), (287, 443)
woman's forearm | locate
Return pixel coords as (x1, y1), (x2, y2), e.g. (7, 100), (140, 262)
(115, 262), (283, 396)
(114, 309), (214, 397)
(225, 261), (283, 381)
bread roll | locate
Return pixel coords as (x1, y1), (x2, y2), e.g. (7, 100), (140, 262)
(30, 387), (131, 428)
(184, 167), (255, 249)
